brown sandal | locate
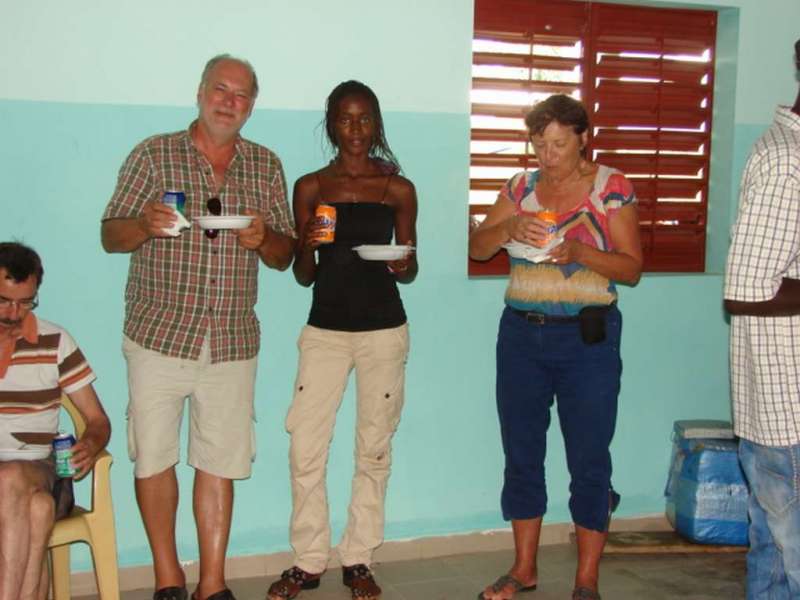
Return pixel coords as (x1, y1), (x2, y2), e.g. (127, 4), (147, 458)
(342, 564), (382, 599)
(266, 566), (322, 600)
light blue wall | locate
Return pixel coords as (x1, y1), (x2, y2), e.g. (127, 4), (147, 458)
(1, 0), (798, 572)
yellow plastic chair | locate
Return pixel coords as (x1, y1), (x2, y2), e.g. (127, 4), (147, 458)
(47, 394), (120, 600)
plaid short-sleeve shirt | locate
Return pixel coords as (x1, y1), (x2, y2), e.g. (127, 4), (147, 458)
(724, 106), (800, 446)
(102, 122), (295, 363)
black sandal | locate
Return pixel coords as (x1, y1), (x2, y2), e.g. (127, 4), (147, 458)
(154, 587), (188, 600)
(572, 587), (601, 600)
(477, 574), (536, 599)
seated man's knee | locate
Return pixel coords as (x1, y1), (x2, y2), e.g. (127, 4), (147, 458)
(29, 490), (56, 528)
(0, 462), (33, 500)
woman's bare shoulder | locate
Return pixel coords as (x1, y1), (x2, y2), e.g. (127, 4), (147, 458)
(293, 169), (327, 203)
(388, 173), (416, 200)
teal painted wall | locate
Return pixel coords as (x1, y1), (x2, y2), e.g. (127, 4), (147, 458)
(1, 0), (798, 573)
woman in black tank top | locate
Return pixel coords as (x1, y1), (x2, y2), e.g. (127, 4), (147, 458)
(266, 81), (418, 600)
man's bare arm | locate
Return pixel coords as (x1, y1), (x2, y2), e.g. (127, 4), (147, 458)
(725, 277), (800, 316)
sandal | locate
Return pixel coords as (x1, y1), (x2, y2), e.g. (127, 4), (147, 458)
(477, 574), (536, 599)
(342, 564), (382, 599)
(193, 590), (236, 600)
(266, 566), (322, 600)
(572, 587), (601, 600)
(154, 587), (188, 600)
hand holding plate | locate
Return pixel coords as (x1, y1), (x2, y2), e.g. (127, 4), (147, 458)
(386, 246), (414, 274)
(546, 238), (585, 265)
(236, 209), (266, 250)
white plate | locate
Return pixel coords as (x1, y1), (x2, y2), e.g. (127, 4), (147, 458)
(193, 215), (254, 230)
(504, 236), (564, 263)
(353, 245), (414, 261)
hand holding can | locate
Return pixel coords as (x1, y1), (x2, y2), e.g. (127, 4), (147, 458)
(53, 432), (77, 478)
(315, 204), (336, 244)
(535, 210), (558, 248)
(161, 190), (190, 237)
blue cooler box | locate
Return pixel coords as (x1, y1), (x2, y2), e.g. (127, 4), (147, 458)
(664, 420), (749, 546)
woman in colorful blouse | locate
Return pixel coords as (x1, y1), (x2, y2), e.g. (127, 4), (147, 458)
(469, 94), (642, 600)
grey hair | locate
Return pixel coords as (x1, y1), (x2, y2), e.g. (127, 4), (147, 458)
(200, 54), (259, 98)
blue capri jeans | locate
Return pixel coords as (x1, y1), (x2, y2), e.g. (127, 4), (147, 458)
(496, 305), (622, 532)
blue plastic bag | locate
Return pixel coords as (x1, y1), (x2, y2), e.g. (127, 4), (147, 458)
(664, 424), (749, 546)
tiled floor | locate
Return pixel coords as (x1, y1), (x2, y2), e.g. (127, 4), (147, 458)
(103, 544), (746, 600)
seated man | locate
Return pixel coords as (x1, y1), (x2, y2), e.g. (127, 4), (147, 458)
(0, 242), (111, 600)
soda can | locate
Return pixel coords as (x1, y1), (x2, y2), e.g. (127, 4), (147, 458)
(536, 210), (558, 247)
(53, 432), (77, 478)
(315, 204), (336, 244)
(162, 190), (186, 216)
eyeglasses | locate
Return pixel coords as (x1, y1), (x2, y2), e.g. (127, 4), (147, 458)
(0, 295), (38, 310)
(205, 197), (222, 239)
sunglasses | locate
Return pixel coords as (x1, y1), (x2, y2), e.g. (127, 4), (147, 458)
(205, 197), (221, 239)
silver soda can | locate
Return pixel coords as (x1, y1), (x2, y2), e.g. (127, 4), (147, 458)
(162, 190), (186, 216)
(53, 432), (77, 478)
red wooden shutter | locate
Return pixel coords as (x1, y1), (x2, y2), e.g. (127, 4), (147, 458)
(469, 0), (716, 276)
(585, 3), (716, 272)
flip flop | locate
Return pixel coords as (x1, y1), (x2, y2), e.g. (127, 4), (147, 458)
(572, 587), (601, 600)
(477, 574), (537, 599)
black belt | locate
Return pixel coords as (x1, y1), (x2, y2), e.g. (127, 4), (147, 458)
(510, 303), (616, 325)
(510, 307), (581, 324)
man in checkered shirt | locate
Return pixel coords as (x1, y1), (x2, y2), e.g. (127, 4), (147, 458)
(724, 40), (800, 599)
(101, 55), (295, 600)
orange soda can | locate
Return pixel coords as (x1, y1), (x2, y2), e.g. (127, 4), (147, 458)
(315, 204), (336, 243)
(536, 210), (558, 247)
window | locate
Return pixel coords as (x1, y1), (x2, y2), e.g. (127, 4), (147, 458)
(469, 0), (717, 276)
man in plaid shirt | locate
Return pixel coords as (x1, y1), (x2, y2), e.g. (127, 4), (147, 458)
(724, 40), (800, 599)
(101, 54), (295, 600)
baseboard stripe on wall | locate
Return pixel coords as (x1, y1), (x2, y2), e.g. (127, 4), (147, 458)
(67, 515), (670, 594)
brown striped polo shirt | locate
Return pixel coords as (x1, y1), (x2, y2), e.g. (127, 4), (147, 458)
(0, 315), (95, 460)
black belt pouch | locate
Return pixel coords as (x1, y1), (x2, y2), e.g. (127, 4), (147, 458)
(578, 305), (608, 344)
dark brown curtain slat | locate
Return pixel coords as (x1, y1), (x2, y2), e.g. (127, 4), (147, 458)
(473, 52), (581, 71)
(472, 78), (580, 93)
(471, 103), (529, 119)
(594, 153), (707, 176)
(630, 176), (705, 193)
(592, 107), (709, 130)
(471, 179), (513, 192)
(474, 29), (582, 48)
(472, 128), (529, 143)
(594, 83), (711, 111)
(593, 129), (708, 153)
(594, 55), (711, 85)
(471, 153), (532, 168)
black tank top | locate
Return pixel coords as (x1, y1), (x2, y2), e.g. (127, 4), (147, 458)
(308, 201), (407, 331)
